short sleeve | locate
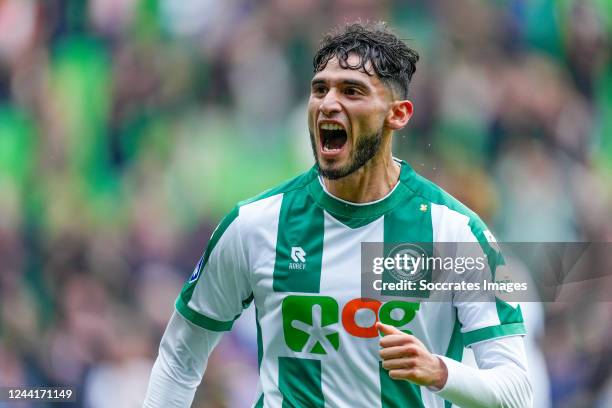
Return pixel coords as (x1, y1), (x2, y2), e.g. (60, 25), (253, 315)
(175, 206), (253, 331)
(453, 220), (526, 347)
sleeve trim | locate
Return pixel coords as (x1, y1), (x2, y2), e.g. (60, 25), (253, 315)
(175, 296), (239, 332)
(462, 322), (526, 347)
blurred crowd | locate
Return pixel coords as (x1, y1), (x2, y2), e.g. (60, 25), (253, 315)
(0, 0), (611, 407)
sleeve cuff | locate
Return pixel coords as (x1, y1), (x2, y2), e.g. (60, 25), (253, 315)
(428, 356), (462, 392)
(428, 355), (477, 401)
(175, 296), (239, 332)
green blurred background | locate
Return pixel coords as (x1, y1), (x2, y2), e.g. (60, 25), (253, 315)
(1, 0), (611, 407)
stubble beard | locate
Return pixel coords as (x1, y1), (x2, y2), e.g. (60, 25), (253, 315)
(309, 128), (383, 180)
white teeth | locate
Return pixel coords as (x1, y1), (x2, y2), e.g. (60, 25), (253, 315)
(320, 123), (344, 131)
(323, 144), (340, 152)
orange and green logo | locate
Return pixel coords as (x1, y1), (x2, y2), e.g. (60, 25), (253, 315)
(282, 295), (419, 355)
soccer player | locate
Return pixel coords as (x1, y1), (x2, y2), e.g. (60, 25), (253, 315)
(144, 22), (532, 407)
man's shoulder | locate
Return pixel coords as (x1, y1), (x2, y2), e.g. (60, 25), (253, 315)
(399, 165), (491, 238)
(209, 168), (317, 241)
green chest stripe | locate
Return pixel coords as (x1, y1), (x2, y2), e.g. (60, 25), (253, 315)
(379, 361), (426, 408)
(379, 198), (433, 408)
(382, 196), (434, 298)
(273, 189), (326, 406)
(273, 189), (324, 293)
(383, 195), (433, 241)
(279, 357), (324, 408)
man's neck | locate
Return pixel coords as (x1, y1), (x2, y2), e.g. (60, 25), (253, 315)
(322, 153), (401, 204)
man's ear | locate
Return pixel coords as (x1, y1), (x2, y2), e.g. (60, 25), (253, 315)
(385, 100), (413, 130)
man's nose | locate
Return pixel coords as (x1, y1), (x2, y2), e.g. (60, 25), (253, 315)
(320, 89), (341, 116)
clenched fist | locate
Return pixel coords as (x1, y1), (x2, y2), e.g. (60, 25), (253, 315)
(377, 322), (448, 389)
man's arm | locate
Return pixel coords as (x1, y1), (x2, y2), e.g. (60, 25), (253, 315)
(433, 335), (532, 407)
(378, 322), (532, 407)
(144, 311), (223, 407)
(143, 206), (252, 406)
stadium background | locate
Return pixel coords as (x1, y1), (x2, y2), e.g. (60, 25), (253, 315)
(0, 0), (611, 407)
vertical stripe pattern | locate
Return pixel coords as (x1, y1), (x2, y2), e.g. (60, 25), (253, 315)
(273, 189), (326, 406)
(380, 196), (434, 407)
(382, 198), (434, 299)
(279, 357), (325, 408)
(379, 361), (426, 408)
(273, 189), (325, 293)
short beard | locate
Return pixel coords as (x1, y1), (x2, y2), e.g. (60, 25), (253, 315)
(309, 129), (383, 180)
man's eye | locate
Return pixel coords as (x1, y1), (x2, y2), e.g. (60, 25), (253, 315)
(344, 87), (360, 96)
(313, 86), (327, 95)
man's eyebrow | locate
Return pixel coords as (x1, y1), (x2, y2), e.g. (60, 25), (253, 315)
(341, 79), (369, 88)
(311, 78), (326, 87)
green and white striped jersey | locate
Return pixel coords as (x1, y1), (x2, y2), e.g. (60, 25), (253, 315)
(176, 160), (526, 408)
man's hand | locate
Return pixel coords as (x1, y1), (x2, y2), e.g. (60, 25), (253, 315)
(377, 322), (448, 389)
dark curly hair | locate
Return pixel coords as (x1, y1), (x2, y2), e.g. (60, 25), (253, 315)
(313, 21), (419, 99)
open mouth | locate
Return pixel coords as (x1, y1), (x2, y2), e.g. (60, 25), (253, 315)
(319, 123), (348, 154)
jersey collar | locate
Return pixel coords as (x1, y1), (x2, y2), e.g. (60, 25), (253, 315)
(307, 159), (414, 220)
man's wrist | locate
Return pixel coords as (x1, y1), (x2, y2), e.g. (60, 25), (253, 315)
(431, 356), (449, 390)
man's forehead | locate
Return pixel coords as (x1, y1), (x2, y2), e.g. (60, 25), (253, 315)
(312, 55), (380, 86)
